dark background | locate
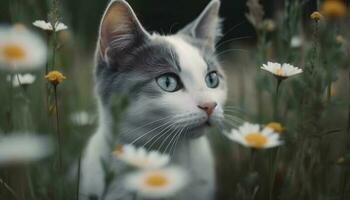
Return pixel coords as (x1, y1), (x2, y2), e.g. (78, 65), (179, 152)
(0, 0), (322, 51)
(0, 0), (277, 50)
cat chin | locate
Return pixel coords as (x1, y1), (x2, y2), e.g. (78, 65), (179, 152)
(186, 122), (211, 139)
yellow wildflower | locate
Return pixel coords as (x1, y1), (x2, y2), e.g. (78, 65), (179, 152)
(266, 122), (284, 133)
(321, 0), (347, 18)
(45, 70), (66, 85)
(310, 11), (323, 21)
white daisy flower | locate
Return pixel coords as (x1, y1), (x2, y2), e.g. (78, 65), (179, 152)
(225, 122), (282, 149)
(0, 134), (53, 165)
(0, 26), (47, 71)
(261, 62), (303, 78)
(124, 167), (188, 199)
(6, 73), (36, 87)
(33, 20), (68, 32)
(70, 111), (95, 126)
(113, 144), (170, 169)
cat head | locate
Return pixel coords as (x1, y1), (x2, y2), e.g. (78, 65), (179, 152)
(95, 0), (227, 142)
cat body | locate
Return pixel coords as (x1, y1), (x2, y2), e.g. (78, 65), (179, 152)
(80, 0), (227, 199)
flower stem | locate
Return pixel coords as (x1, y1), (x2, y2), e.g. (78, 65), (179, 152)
(76, 153), (82, 200)
(273, 79), (282, 120)
(341, 71), (350, 199)
(45, 33), (51, 114)
(250, 149), (256, 171)
(269, 147), (280, 200)
(52, 32), (57, 70)
(53, 85), (62, 170)
(6, 73), (14, 132)
(45, 33), (51, 74)
(347, 70), (350, 134)
(15, 74), (27, 95)
(327, 83), (332, 103)
(0, 178), (20, 200)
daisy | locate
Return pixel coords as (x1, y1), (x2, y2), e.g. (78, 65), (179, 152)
(225, 122), (282, 149)
(7, 73), (36, 87)
(113, 144), (170, 169)
(124, 167), (188, 199)
(70, 111), (95, 126)
(0, 134), (53, 165)
(33, 20), (68, 32)
(261, 62), (303, 79)
(0, 26), (47, 71)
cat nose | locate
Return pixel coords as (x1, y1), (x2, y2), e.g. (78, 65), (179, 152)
(198, 102), (217, 116)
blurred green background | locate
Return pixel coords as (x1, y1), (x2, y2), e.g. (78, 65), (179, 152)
(2, 0), (350, 200)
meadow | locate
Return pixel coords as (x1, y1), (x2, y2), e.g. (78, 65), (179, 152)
(1, 0), (350, 199)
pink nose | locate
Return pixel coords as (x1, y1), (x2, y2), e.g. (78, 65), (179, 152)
(198, 102), (217, 116)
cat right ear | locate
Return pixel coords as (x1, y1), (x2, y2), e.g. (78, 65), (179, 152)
(98, 0), (150, 62)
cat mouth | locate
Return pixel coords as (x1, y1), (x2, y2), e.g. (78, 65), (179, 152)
(188, 119), (212, 130)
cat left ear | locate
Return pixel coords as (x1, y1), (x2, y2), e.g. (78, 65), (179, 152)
(179, 0), (222, 51)
(98, 0), (150, 61)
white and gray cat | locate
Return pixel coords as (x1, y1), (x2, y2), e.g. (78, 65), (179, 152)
(80, 0), (227, 199)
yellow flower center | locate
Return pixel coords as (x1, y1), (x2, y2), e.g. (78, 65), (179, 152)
(2, 44), (26, 61)
(266, 122), (284, 133)
(244, 132), (267, 148)
(274, 68), (284, 76)
(144, 172), (168, 187)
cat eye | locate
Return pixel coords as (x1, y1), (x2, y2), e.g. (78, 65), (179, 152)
(205, 71), (219, 88)
(156, 73), (183, 92)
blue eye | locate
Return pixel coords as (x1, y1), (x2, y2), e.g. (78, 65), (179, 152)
(156, 73), (182, 92)
(205, 71), (219, 88)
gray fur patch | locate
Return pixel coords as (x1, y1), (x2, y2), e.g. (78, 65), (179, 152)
(95, 37), (181, 104)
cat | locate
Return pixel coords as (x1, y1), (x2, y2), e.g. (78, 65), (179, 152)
(80, 0), (227, 199)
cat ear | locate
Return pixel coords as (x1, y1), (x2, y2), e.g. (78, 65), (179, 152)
(98, 0), (149, 61)
(179, 0), (222, 51)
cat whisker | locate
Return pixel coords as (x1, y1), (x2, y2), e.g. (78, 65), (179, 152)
(129, 119), (174, 145)
(210, 48), (250, 60)
(163, 125), (184, 154)
(171, 122), (191, 157)
(216, 21), (247, 44)
(222, 118), (241, 128)
(120, 114), (175, 136)
(224, 115), (245, 126)
(147, 122), (180, 150)
(224, 105), (246, 110)
(215, 35), (252, 51)
(223, 111), (246, 119)
(157, 124), (182, 153)
(165, 120), (191, 155)
(127, 113), (188, 145)
(169, 127), (184, 157)
(171, 126), (189, 157)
